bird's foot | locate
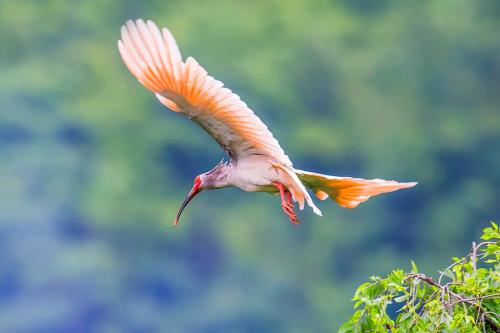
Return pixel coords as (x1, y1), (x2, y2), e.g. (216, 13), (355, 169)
(283, 203), (300, 225)
(272, 181), (300, 225)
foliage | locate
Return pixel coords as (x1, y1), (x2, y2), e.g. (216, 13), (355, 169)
(340, 223), (500, 332)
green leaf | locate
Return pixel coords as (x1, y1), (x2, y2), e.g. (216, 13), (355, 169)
(394, 294), (409, 303)
(441, 269), (455, 280)
(354, 300), (363, 309)
(491, 221), (498, 231)
(398, 311), (413, 323)
(411, 261), (418, 273)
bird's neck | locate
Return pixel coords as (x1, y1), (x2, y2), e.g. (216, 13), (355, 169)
(201, 160), (232, 189)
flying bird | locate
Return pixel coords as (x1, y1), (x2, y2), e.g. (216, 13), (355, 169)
(118, 19), (417, 226)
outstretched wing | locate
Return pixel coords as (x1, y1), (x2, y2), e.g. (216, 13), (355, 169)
(118, 19), (292, 166)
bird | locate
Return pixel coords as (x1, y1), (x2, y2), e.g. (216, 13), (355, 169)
(117, 19), (417, 227)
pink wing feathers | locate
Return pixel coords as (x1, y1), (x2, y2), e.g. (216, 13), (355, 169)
(296, 170), (417, 208)
(118, 19), (292, 166)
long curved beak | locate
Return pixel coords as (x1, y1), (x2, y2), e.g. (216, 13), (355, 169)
(174, 182), (201, 227)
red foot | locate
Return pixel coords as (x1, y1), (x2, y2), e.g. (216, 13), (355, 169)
(272, 182), (300, 225)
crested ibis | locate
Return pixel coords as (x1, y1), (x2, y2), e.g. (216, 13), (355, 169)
(118, 19), (417, 226)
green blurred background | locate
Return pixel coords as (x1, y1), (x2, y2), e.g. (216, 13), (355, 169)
(1, 0), (499, 332)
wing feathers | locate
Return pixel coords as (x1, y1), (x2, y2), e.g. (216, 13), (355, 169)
(118, 19), (291, 165)
(155, 93), (181, 112)
(296, 170), (417, 208)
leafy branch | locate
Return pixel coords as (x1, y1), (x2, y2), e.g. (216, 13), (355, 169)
(339, 222), (500, 332)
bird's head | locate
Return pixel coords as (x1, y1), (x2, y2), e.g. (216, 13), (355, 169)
(174, 162), (231, 227)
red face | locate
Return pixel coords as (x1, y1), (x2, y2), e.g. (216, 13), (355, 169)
(174, 176), (202, 227)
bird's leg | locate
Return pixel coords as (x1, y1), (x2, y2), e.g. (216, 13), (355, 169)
(272, 182), (300, 225)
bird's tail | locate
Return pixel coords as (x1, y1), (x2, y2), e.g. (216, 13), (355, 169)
(295, 169), (417, 208)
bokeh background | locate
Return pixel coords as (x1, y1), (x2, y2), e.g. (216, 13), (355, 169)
(1, 0), (499, 332)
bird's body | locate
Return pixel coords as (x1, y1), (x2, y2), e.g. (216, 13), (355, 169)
(118, 19), (417, 226)
(229, 156), (279, 193)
